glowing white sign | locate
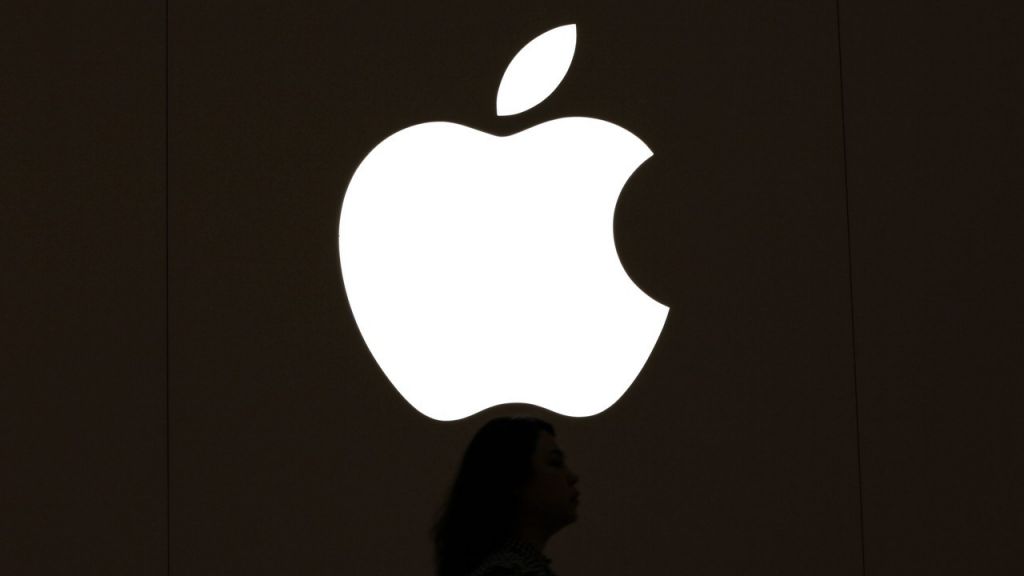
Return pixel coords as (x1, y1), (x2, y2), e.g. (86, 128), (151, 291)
(339, 24), (668, 421)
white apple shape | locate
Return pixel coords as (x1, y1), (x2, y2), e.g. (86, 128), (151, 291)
(339, 24), (668, 421)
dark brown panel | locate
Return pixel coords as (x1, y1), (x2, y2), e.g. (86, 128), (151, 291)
(171, 1), (859, 574)
(840, 1), (1024, 573)
(0, 2), (167, 574)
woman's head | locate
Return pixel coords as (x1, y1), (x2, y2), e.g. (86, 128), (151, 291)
(431, 415), (580, 576)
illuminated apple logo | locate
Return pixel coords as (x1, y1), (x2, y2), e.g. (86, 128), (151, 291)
(339, 24), (668, 421)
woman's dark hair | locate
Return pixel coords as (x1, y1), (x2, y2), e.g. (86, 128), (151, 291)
(431, 415), (556, 576)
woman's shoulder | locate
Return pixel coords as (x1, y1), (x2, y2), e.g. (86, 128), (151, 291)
(467, 554), (528, 576)
(465, 539), (556, 576)
(468, 566), (519, 576)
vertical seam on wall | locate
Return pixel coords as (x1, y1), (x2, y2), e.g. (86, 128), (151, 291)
(834, 1), (867, 575)
(165, 0), (171, 574)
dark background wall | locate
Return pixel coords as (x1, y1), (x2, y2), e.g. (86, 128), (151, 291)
(2, 1), (167, 573)
(841, 2), (1024, 573)
(3, 1), (1020, 575)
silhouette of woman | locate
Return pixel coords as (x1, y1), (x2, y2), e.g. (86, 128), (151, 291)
(431, 415), (581, 576)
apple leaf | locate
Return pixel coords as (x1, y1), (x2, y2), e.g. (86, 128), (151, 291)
(496, 24), (576, 117)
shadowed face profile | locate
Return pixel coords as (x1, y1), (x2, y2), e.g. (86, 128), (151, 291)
(431, 416), (582, 576)
(517, 429), (580, 538)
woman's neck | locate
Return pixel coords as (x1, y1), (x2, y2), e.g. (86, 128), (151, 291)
(514, 521), (551, 553)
